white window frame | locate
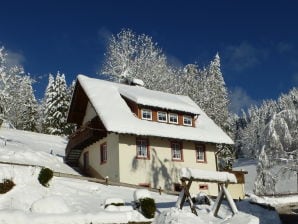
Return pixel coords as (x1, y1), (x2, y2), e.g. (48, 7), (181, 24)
(141, 109), (152, 120)
(136, 139), (149, 159)
(169, 113), (178, 124)
(157, 111), (167, 123)
(196, 144), (206, 162)
(183, 115), (192, 126)
(171, 142), (182, 161)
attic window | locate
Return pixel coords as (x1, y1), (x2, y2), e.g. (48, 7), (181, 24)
(141, 109), (152, 120)
(183, 115), (192, 126)
(157, 111), (167, 122)
(169, 113), (178, 124)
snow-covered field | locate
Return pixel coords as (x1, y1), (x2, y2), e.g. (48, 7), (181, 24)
(0, 127), (285, 223)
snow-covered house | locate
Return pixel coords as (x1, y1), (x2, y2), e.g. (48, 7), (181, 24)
(65, 75), (233, 195)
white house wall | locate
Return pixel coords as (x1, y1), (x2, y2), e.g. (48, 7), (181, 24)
(118, 134), (218, 196)
(79, 133), (120, 182)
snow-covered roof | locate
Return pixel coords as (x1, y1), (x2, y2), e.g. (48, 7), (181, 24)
(76, 75), (234, 145)
(118, 84), (201, 114)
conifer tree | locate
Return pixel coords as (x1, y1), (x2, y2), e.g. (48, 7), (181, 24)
(0, 46), (38, 130)
(43, 72), (71, 135)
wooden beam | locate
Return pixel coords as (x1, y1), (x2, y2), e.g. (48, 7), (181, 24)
(222, 184), (238, 214)
(178, 178), (198, 216)
(211, 183), (225, 216)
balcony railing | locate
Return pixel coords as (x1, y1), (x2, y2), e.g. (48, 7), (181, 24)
(65, 118), (107, 165)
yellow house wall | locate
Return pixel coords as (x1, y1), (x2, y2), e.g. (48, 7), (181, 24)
(79, 133), (120, 182)
(118, 134), (219, 196)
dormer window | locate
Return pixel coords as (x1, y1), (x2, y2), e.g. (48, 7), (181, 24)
(157, 111), (167, 122)
(183, 115), (192, 126)
(141, 109), (152, 120)
(169, 113), (178, 124)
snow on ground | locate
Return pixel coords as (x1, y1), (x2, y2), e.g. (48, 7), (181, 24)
(233, 158), (257, 193)
(0, 128), (76, 174)
(249, 194), (298, 207)
(0, 128), (284, 223)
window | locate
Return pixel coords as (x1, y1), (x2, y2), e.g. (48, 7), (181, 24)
(169, 113), (178, 124)
(141, 109), (152, 120)
(171, 142), (183, 161)
(183, 115), (192, 126)
(173, 183), (183, 192)
(157, 111), (167, 122)
(100, 143), (107, 164)
(196, 144), (206, 162)
(139, 183), (150, 188)
(136, 138), (149, 159)
(199, 184), (208, 190)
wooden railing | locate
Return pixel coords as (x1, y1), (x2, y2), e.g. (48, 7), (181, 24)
(66, 125), (94, 156)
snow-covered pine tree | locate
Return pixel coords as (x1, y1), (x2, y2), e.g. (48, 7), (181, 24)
(205, 54), (234, 169)
(11, 75), (38, 131)
(236, 87), (298, 193)
(0, 46), (38, 130)
(19, 76), (39, 131)
(205, 53), (229, 128)
(0, 47), (24, 121)
(42, 74), (55, 133)
(178, 54), (234, 169)
(43, 72), (71, 135)
(254, 146), (276, 195)
(64, 80), (76, 135)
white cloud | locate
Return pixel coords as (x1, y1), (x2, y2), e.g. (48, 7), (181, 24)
(98, 27), (113, 46)
(229, 87), (257, 114)
(276, 41), (293, 54)
(5, 49), (25, 68)
(225, 42), (268, 72)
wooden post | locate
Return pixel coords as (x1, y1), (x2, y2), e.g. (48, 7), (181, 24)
(212, 183), (225, 216)
(222, 184), (238, 214)
(179, 178), (197, 216)
(179, 179), (187, 209)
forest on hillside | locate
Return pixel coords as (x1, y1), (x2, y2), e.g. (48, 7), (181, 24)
(0, 29), (297, 194)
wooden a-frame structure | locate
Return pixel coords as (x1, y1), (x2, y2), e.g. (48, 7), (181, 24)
(176, 170), (238, 217)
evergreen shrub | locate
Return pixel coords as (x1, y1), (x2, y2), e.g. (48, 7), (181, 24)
(0, 179), (15, 194)
(38, 167), (53, 187)
(139, 197), (156, 219)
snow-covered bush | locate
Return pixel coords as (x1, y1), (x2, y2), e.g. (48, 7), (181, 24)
(38, 167), (53, 187)
(0, 179), (15, 194)
(133, 189), (151, 202)
(133, 189), (156, 218)
(139, 197), (156, 219)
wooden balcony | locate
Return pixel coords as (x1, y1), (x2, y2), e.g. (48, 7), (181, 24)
(65, 117), (107, 166)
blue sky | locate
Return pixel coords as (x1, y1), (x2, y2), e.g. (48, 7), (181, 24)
(1, 0), (298, 113)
